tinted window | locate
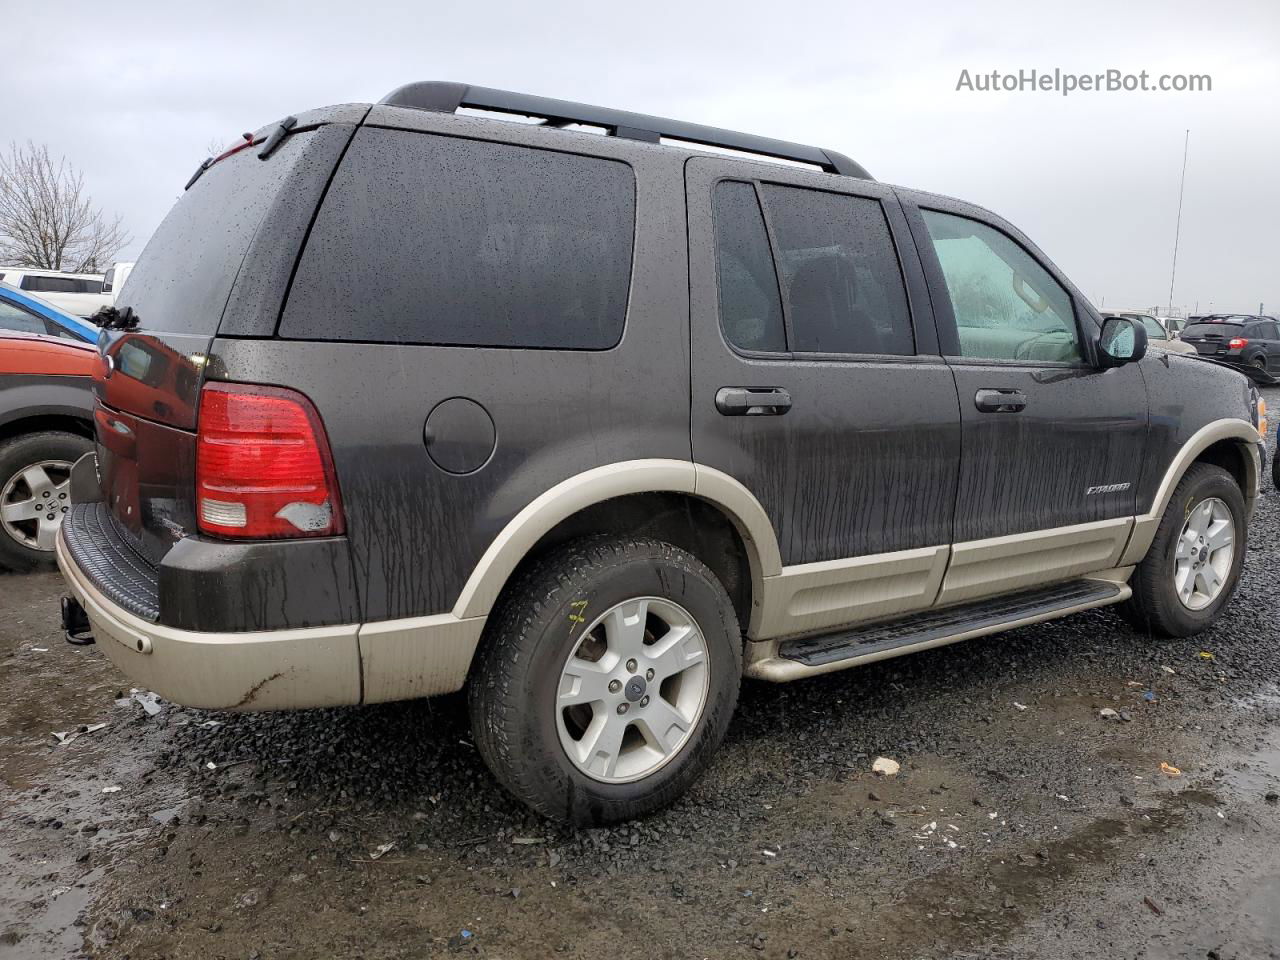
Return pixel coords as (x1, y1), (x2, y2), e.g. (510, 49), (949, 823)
(0, 300), (45, 335)
(21, 275), (78, 294)
(712, 181), (785, 352)
(281, 128), (635, 349)
(758, 185), (913, 356)
(1263, 322), (1280, 339)
(1183, 322), (1243, 338)
(123, 129), (323, 334)
(922, 210), (1080, 362)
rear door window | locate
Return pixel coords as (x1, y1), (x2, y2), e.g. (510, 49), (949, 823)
(758, 184), (914, 356)
(280, 128), (636, 350)
(711, 181), (786, 352)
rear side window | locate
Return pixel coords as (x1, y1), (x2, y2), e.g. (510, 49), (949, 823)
(759, 185), (914, 356)
(19, 275), (103, 294)
(280, 128), (636, 349)
(712, 181), (786, 352)
(122, 129), (323, 334)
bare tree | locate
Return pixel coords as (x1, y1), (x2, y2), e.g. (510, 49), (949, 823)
(0, 141), (131, 274)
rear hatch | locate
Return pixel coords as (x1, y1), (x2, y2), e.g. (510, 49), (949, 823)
(91, 110), (364, 564)
(1180, 321), (1243, 356)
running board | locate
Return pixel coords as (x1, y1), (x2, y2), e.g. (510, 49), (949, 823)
(746, 579), (1128, 682)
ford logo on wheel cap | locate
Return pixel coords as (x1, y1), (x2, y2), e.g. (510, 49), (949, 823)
(624, 676), (646, 702)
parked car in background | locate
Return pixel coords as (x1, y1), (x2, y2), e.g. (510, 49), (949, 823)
(103, 261), (135, 301)
(1159, 315), (1187, 335)
(0, 283), (98, 343)
(0, 330), (95, 569)
(0, 269), (112, 318)
(1101, 311), (1195, 355)
(57, 82), (1265, 825)
(1179, 315), (1280, 374)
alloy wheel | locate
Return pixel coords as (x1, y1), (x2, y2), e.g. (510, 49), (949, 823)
(555, 596), (710, 784)
(1173, 496), (1235, 611)
(1, 460), (73, 552)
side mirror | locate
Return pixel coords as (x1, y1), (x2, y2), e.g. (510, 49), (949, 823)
(1097, 316), (1148, 367)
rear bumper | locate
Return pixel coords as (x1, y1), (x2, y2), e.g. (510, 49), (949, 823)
(56, 528), (487, 710)
(57, 529), (362, 710)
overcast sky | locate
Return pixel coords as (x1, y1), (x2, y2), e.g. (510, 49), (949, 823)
(4, 0), (1277, 315)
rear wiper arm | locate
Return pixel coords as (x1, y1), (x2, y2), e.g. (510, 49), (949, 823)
(258, 115), (298, 160)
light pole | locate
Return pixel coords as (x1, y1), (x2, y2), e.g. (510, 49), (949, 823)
(1167, 130), (1190, 316)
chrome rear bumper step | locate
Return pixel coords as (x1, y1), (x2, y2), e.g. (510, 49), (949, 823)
(747, 578), (1129, 682)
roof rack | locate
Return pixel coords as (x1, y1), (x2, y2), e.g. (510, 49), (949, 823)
(378, 82), (873, 180)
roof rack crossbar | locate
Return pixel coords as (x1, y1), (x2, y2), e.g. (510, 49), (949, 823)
(378, 82), (872, 180)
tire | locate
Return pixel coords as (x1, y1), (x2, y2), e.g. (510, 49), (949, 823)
(468, 537), (742, 825)
(1252, 356), (1266, 372)
(1272, 437), (1279, 491)
(1118, 463), (1246, 637)
(0, 431), (92, 571)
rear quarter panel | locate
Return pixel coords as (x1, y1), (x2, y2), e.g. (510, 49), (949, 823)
(210, 112), (693, 624)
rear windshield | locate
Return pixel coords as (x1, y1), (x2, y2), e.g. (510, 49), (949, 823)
(121, 130), (320, 334)
(279, 128), (636, 349)
(1183, 322), (1243, 337)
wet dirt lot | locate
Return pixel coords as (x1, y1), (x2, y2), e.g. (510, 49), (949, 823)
(3, 438), (1279, 959)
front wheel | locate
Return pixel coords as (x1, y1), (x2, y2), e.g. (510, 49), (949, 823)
(468, 537), (742, 825)
(1118, 463), (1246, 637)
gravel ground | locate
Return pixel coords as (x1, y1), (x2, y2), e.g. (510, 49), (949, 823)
(2, 416), (1278, 959)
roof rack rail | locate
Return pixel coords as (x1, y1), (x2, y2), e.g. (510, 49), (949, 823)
(378, 81), (873, 180)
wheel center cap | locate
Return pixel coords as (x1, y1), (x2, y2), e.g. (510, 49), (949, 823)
(624, 676), (646, 702)
(1198, 546), (1209, 563)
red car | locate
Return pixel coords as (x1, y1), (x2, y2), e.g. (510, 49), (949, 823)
(0, 330), (96, 569)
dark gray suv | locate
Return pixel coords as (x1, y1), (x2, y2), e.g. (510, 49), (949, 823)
(58, 83), (1266, 824)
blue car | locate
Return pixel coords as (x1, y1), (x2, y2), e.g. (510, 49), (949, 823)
(0, 282), (98, 343)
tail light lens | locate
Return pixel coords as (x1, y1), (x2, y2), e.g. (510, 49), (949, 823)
(195, 382), (344, 539)
(1228, 337), (1248, 349)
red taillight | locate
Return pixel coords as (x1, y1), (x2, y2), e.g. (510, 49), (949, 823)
(195, 382), (344, 539)
(1228, 337), (1248, 349)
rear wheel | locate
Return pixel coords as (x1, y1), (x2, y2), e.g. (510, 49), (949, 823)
(468, 537), (741, 825)
(0, 431), (92, 571)
(1119, 463), (1246, 637)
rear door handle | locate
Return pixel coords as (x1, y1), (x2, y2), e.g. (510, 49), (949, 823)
(974, 388), (1027, 413)
(716, 387), (792, 416)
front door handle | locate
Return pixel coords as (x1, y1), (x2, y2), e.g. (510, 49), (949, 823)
(974, 388), (1028, 413)
(716, 387), (792, 416)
